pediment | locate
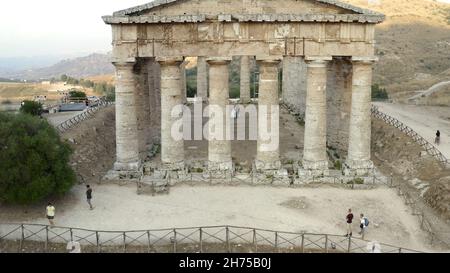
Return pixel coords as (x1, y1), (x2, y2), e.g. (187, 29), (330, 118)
(113, 0), (379, 17)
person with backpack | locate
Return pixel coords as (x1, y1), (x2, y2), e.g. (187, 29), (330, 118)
(359, 214), (369, 239)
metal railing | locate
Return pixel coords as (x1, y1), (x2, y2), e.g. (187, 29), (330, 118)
(371, 105), (449, 166)
(0, 223), (422, 253)
(55, 99), (114, 133)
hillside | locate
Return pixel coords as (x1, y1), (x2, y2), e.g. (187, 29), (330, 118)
(344, 0), (450, 96)
(2, 53), (114, 81)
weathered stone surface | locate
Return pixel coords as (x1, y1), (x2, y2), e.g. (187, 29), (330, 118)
(207, 57), (233, 171)
(157, 57), (185, 170)
(240, 56), (251, 103)
(113, 62), (140, 172)
(302, 57), (331, 173)
(197, 56), (208, 100)
(282, 56), (307, 115)
(256, 58), (281, 170)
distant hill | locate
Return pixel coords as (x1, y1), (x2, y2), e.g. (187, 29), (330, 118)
(344, 0), (450, 95)
(2, 53), (114, 81)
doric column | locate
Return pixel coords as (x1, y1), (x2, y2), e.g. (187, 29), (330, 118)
(207, 57), (233, 171)
(345, 57), (377, 176)
(240, 56), (251, 103)
(282, 56), (307, 115)
(197, 56), (208, 101)
(301, 57), (331, 175)
(112, 61), (140, 172)
(157, 57), (185, 170)
(136, 58), (151, 159)
(255, 57), (281, 170)
(181, 61), (188, 104)
(148, 59), (161, 144)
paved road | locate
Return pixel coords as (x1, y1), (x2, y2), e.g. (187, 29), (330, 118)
(373, 102), (450, 159)
(44, 111), (83, 127)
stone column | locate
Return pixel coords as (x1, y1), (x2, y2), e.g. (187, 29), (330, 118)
(148, 59), (161, 144)
(255, 57), (281, 170)
(301, 57), (332, 175)
(240, 56), (251, 103)
(136, 58), (151, 159)
(345, 57), (377, 176)
(197, 56), (208, 101)
(157, 57), (185, 170)
(181, 61), (188, 104)
(282, 56), (307, 115)
(207, 57), (233, 171)
(112, 62), (140, 172)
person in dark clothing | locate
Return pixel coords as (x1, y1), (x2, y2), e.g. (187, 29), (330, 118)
(435, 130), (441, 145)
(86, 185), (93, 210)
(345, 209), (354, 237)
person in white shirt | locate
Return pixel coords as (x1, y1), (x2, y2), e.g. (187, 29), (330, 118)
(46, 203), (55, 226)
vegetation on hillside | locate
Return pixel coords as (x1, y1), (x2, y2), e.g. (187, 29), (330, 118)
(0, 112), (76, 204)
(58, 74), (115, 101)
(20, 101), (43, 116)
(372, 84), (389, 100)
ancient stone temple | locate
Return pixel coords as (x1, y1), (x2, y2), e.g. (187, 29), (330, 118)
(102, 0), (385, 181)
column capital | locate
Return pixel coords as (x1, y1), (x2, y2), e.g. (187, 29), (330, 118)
(156, 56), (184, 66)
(351, 56), (378, 64)
(256, 56), (281, 65)
(206, 57), (232, 65)
(112, 61), (136, 69)
(305, 56), (332, 67)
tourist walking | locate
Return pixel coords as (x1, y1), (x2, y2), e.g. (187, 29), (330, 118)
(345, 209), (354, 237)
(435, 130), (441, 145)
(86, 185), (93, 210)
(46, 203), (55, 226)
(358, 214), (369, 239)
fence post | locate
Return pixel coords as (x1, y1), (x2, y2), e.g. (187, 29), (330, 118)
(226, 226), (230, 253)
(325, 235), (328, 253)
(347, 236), (351, 253)
(253, 229), (257, 253)
(398, 248), (402, 253)
(274, 232), (278, 253)
(19, 224), (24, 252)
(96, 231), (100, 253)
(123, 232), (126, 253)
(45, 226), (49, 253)
(147, 231), (151, 253)
(70, 228), (73, 242)
(199, 228), (203, 253)
(173, 229), (177, 253)
(420, 213), (425, 230)
(301, 234), (304, 253)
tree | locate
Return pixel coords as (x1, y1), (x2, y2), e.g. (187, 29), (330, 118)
(372, 84), (389, 100)
(0, 113), (76, 204)
(69, 90), (87, 99)
(20, 101), (43, 116)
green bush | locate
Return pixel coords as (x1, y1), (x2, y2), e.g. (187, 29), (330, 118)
(334, 160), (342, 170)
(372, 84), (389, 100)
(20, 101), (43, 116)
(69, 90), (87, 99)
(0, 113), (76, 204)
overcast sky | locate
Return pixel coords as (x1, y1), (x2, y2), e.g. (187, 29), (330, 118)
(0, 0), (449, 58)
(0, 0), (146, 58)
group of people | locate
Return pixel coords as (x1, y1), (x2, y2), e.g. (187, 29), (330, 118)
(345, 209), (370, 239)
(45, 185), (93, 226)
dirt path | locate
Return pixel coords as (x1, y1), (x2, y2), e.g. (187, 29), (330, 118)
(373, 102), (450, 159)
(0, 184), (442, 252)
